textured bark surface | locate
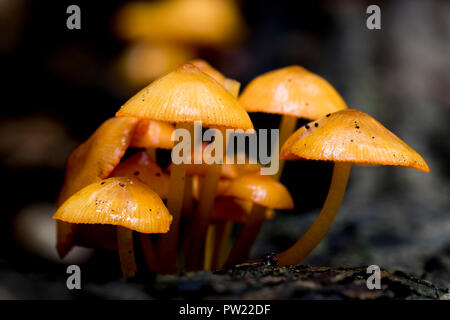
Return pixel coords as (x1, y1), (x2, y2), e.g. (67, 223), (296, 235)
(84, 257), (450, 300)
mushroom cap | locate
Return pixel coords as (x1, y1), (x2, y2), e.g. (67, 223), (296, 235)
(110, 151), (170, 199)
(130, 119), (175, 149)
(239, 65), (347, 120)
(57, 117), (138, 207)
(221, 174), (294, 209)
(54, 177), (172, 234)
(116, 63), (253, 130)
(189, 59), (226, 85)
(280, 109), (430, 172)
(115, 0), (244, 46)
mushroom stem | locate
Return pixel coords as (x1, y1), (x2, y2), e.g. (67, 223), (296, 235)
(157, 123), (189, 274)
(117, 226), (138, 278)
(225, 204), (266, 267)
(182, 175), (194, 219)
(276, 162), (351, 266)
(211, 221), (233, 270)
(203, 224), (216, 270)
(184, 162), (222, 271)
(140, 234), (159, 272)
(274, 115), (298, 181)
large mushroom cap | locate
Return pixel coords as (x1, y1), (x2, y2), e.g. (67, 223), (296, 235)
(116, 63), (253, 130)
(239, 65), (347, 120)
(222, 174), (294, 209)
(57, 117), (138, 207)
(110, 151), (170, 199)
(280, 108), (430, 172)
(54, 177), (172, 234)
(130, 119), (175, 150)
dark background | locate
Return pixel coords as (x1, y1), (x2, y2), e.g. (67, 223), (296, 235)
(0, 0), (449, 298)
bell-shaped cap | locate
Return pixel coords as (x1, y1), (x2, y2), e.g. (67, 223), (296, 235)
(110, 151), (170, 199)
(54, 177), (172, 234)
(130, 120), (175, 149)
(116, 63), (253, 130)
(57, 117), (138, 207)
(239, 65), (347, 120)
(115, 0), (244, 46)
(189, 59), (226, 85)
(222, 174), (294, 209)
(280, 109), (430, 172)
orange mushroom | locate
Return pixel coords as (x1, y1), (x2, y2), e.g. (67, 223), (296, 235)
(111, 151), (171, 272)
(56, 117), (138, 258)
(116, 63), (253, 273)
(238, 65), (347, 180)
(222, 174), (294, 267)
(276, 108), (430, 266)
(54, 177), (172, 277)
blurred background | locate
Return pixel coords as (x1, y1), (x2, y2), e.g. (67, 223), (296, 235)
(0, 0), (449, 298)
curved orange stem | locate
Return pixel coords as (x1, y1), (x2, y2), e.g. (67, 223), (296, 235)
(276, 162), (351, 266)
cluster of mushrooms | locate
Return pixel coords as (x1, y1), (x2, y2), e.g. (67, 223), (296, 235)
(54, 61), (429, 277)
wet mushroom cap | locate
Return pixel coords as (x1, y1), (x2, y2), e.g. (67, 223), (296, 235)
(116, 63), (253, 130)
(239, 65), (347, 120)
(54, 177), (172, 234)
(57, 117), (138, 207)
(110, 151), (170, 199)
(130, 119), (175, 149)
(222, 174), (294, 210)
(280, 108), (430, 172)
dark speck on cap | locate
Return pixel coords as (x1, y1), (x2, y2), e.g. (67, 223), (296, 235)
(305, 124), (310, 129)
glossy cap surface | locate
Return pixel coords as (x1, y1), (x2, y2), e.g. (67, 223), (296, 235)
(239, 65), (347, 119)
(280, 109), (430, 172)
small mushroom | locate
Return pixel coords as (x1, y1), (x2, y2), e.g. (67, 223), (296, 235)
(238, 65), (347, 180)
(277, 108), (430, 266)
(53, 177), (172, 277)
(221, 174), (294, 267)
(56, 117), (138, 258)
(116, 63), (253, 273)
